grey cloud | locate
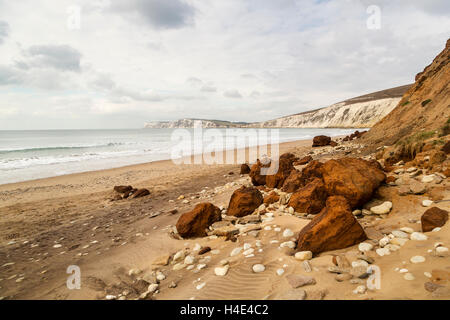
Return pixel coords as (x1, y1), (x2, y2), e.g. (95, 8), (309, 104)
(24, 45), (82, 72)
(0, 65), (22, 85)
(200, 85), (217, 93)
(186, 77), (203, 86)
(224, 90), (243, 99)
(0, 20), (9, 44)
(111, 0), (195, 29)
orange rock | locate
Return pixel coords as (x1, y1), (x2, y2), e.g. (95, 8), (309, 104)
(288, 178), (328, 214)
(240, 163), (250, 174)
(282, 169), (303, 193)
(263, 191), (280, 205)
(227, 186), (263, 217)
(176, 203), (221, 238)
(421, 207), (449, 232)
(131, 188), (150, 198)
(249, 159), (268, 186)
(265, 157), (295, 189)
(296, 196), (367, 254)
(312, 135), (331, 147)
(321, 158), (386, 208)
(294, 155), (313, 166)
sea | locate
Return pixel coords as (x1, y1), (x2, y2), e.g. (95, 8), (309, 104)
(0, 128), (362, 185)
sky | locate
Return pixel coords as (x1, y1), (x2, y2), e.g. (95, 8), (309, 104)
(0, 0), (449, 130)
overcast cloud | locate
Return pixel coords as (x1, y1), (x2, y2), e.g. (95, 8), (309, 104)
(0, 0), (449, 129)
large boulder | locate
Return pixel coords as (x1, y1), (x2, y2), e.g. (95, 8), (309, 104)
(321, 158), (386, 208)
(312, 135), (331, 147)
(296, 196), (367, 254)
(176, 203), (221, 238)
(265, 157), (295, 189)
(421, 207), (449, 232)
(282, 160), (324, 193)
(288, 178), (328, 214)
(279, 152), (299, 163)
(282, 169), (303, 193)
(227, 186), (263, 217)
(249, 159), (269, 186)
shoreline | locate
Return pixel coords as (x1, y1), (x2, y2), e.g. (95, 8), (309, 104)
(0, 137), (319, 190)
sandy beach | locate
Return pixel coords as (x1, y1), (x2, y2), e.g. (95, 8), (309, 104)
(0, 134), (448, 301)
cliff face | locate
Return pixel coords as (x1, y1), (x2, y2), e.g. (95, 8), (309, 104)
(253, 85), (410, 129)
(144, 86), (411, 129)
(144, 119), (247, 128)
(254, 98), (401, 128)
(364, 39), (450, 145)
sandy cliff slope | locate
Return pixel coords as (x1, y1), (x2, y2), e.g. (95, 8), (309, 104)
(364, 39), (450, 146)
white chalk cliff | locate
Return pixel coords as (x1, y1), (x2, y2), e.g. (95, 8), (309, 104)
(144, 85), (411, 129)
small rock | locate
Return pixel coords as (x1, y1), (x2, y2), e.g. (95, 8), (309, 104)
(283, 229), (294, 238)
(376, 248), (390, 256)
(370, 201), (392, 215)
(422, 200), (433, 207)
(404, 273), (415, 281)
(252, 264), (265, 273)
(358, 243), (373, 252)
(410, 256), (426, 264)
(286, 274), (316, 288)
(214, 265), (229, 276)
(410, 232), (428, 241)
(295, 251), (313, 261)
(353, 285), (366, 294)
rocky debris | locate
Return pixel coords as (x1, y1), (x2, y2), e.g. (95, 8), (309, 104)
(240, 164), (251, 174)
(294, 155), (313, 166)
(421, 207), (449, 232)
(286, 274), (316, 288)
(288, 178), (328, 215)
(312, 135), (331, 147)
(321, 158), (386, 208)
(263, 191), (280, 205)
(343, 130), (367, 141)
(227, 186), (263, 217)
(176, 203), (222, 238)
(296, 196), (367, 254)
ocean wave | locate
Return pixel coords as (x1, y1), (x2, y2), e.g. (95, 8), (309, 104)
(0, 142), (127, 154)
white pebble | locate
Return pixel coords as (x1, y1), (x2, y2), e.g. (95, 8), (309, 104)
(295, 251), (313, 261)
(282, 229), (294, 238)
(252, 264), (265, 273)
(358, 242), (373, 252)
(410, 256), (425, 264)
(410, 232), (427, 241)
